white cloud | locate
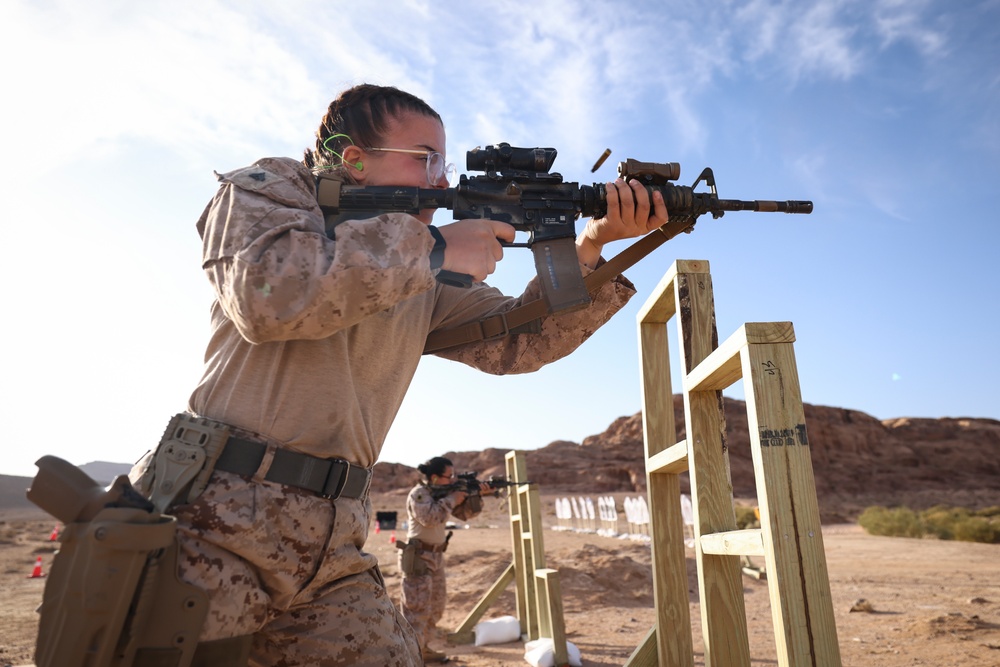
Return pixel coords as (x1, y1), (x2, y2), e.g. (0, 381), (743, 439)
(873, 0), (947, 58)
(735, 0), (786, 62)
(0, 2), (329, 177)
(793, 1), (863, 80)
(791, 151), (832, 202)
(732, 0), (868, 81)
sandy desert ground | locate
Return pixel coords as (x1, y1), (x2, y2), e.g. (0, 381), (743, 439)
(2, 494), (999, 667)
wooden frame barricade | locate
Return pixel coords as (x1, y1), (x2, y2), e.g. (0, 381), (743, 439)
(448, 451), (570, 666)
(626, 259), (842, 667)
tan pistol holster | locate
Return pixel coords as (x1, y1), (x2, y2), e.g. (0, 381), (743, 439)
(396, 539), (429, 576)
(26, 454), (219, 667)
(396, 532), (452, 576)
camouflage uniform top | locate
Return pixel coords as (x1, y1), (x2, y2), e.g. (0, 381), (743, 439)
(406, 484), (463, 546)
(189, 157), (636, 467)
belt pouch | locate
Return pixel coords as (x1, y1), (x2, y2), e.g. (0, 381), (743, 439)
(398, 540), (428, 576)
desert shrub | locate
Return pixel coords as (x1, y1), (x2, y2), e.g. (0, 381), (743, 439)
(921, 505), (968, 540)
(951, 515), (1000, 544)
(974, 505), (1000, 518)
(734, 505), (760, 530)
(857, 506), (923, 538)
(858, 504), (1000, 544)
(0, 522), (18, 545)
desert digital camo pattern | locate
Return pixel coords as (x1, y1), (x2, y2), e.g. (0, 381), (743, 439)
(401, 484), (461, 651)
(450, 493), (483, 521)
(170, 470), (420, 667)
(189, 157), (636, 469)
(406, 484), (458, 546)
(169, 155), (638, 664)
(400, 550), (447, 653)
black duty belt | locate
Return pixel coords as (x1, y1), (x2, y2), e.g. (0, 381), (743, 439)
(214, 437), (372, 500)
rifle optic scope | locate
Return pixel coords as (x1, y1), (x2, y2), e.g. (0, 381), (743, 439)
(467, 143), (558, 174)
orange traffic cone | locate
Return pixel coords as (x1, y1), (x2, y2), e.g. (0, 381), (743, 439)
(27, 556), (45, 579)
(374, 522), (381, 534)
(49, 524), (60, 541)
(389, 530), (396, 544)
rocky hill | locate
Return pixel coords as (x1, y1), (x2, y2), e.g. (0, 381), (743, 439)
(4, 397), (997, 523)
(374, 396), (1000, 522)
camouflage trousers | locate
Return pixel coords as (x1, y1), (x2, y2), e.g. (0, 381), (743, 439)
(399, 551), (447, 651)
(169, 470), (421, 667)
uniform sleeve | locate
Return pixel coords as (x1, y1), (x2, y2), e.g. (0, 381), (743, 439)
(196, 158), (437, 344)
(450, 495), (483, 521)
(407, 486), (457, 529)
(429, 262), (636, 374)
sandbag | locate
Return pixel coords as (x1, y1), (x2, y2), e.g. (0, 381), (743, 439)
(523, 637), (582, 667)
(473, 615), (521, 646)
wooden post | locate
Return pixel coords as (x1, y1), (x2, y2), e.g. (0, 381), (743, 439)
(448, 451), (569, 664)
(631, 260), (842, 666)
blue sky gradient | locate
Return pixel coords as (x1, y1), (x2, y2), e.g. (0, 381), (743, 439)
(1, 0), (997, 477)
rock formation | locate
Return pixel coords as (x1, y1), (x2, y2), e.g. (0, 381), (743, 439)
(373, 396), (1000, 522)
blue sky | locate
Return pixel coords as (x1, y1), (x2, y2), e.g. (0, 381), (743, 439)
(1, 0), (997, 478)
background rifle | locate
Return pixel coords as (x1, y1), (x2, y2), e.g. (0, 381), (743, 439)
(316, 143), (813, 318)
(429, 472), (533, 501)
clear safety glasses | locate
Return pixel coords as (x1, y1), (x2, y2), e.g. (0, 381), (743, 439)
(364, 147), (457, 187)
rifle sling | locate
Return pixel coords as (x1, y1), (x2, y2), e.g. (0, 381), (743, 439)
(422, 219), (690, 354)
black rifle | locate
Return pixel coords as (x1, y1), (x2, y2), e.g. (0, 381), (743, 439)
(428, 472), (533, 501)
(315, 143), (812, 351)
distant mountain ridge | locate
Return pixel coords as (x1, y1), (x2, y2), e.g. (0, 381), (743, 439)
(373, 396), (1000, 523)
(4, 398), (998, 522)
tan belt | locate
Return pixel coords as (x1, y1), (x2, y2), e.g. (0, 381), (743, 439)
(214, 436), (372, 500)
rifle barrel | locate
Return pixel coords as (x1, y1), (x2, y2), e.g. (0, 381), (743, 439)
(715, 199), (813, 214)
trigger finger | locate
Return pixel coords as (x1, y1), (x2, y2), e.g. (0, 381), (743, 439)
(491, 220), (516, 243)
